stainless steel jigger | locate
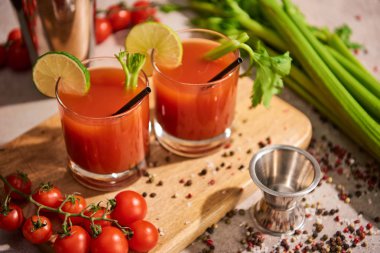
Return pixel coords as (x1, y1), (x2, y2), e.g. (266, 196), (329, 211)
(249, 145), (321, 235)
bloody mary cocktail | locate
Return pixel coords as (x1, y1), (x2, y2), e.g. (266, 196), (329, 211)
(57, 57), (149, 190)
(152, 29), (239, 157)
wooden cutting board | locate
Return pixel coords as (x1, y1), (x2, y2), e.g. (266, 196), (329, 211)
(0, 77), (312, 253)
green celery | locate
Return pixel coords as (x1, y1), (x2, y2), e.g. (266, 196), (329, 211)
(259, 0), (380, 157)
(328, 47), (380, 98)
(205, 33), (292, 107)
(282, 0), (380, 121)
(115, 52), (146, 90)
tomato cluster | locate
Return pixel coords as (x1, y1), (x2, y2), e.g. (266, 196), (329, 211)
(0, 172), (159, 253)
(96, 0), (158, 44)
(0, 28), (32, 71)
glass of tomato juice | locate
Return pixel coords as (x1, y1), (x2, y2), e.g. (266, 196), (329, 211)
(152, 29), (240, 157)
(56, 57), (150, 190)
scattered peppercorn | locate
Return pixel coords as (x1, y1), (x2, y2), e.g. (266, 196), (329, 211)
(184, 179), (192, 187)
(314, 223), (324, 233)
(198, 168), (207, 176)
(208, 179), (215, 185)
(258, 141), (266, 148)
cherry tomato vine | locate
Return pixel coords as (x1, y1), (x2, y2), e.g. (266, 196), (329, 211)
(0, 173), (158, 253)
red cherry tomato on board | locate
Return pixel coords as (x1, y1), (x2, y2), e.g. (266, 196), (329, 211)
(0, 203), (24, 231)
(111, 190), (147, 226)
(7, 41), (31, 71)
(7, 28), (23, 44)
(4, 171), (32, 201)
(90, 226), (129, 253)
(83, 206), (111, 233)
(22, 215), (52, 244)
(60, 194), (87, 225)
(107, 4), (131, 32)
(0, 44), (7, 68)
(95, 17), (112, 44)
(128, 220), (159, 253)
(131, 0), (157, 25)
(32, 183), (63, 209)
(53, 225), (91, 253)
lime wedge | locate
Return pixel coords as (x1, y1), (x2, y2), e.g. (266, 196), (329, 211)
(32, 52), (90, 97)
(125, 22), (182, 76)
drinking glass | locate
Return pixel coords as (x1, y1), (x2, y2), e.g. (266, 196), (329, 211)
(56, 57), (150, 190)
(152, 29), (240, 157)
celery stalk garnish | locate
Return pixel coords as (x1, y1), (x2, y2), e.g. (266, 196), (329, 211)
(205, 32), (292, 107)
(115, 51), (146, 90)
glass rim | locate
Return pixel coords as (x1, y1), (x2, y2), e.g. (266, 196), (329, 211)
(56, 56), (149, 121)
(151, 28), (241, 87)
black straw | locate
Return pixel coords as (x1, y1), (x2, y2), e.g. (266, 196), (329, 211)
(111, 87), (151, 116)
(208, 57), (243, 82)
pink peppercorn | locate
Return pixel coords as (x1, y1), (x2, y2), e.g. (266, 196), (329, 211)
(206, 239), (214, 247)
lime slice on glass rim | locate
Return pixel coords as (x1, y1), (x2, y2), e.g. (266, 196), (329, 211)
(125, 22), (183, 76)
(32, 52), (90, 97)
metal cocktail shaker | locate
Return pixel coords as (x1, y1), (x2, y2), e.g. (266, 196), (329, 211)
(10, 0), (95, 63)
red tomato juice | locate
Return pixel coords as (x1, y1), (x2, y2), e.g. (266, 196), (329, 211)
(57, 67), (149, 174)
(153, 38), (239, 140)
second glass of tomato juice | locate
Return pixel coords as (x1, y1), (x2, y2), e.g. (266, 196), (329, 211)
(152, 29), (240, 157)
(56, 57), (150, 190)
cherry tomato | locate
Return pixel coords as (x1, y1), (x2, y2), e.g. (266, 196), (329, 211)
(0, 44), (6, 68)
(7, 28), (23, 44)
(0, 203), (24, 231)
(60, 195), (86, 225)
(90, 226), (128, 253)
(32, 183), (63, 209)
(83, 206), (111, 234)
(128, 220), (158, 252)
(131, 0), (157, 25)
(53, 225), (91, 253)
(111, 190), (147, 226)
(107, 4), (131, 32)
(4, 171), (32, 201)
(7, 41), (31, 71)
(22, 215), (52, 244)
(95, 17), (112, 44)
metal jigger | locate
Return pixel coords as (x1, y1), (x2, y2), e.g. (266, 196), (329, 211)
(249, 145), (321, 235)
